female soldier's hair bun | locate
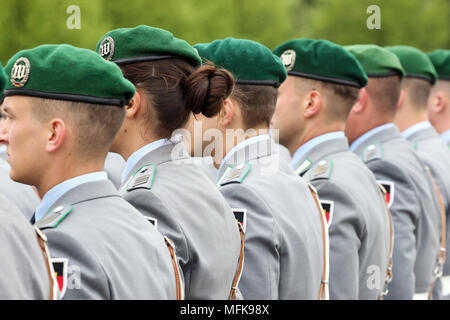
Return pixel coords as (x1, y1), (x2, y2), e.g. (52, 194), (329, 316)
(184, 63), (235, 118)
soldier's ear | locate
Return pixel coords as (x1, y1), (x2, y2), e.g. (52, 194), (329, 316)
(45, 118), (66, 153)
(304, 90), (322, 118)
(352, 87), (368, 113)
(396, 89), (406, 109)
(220, 97), (236, 127)
(124, 89), (143, 119)
(431, 92), (447, 114)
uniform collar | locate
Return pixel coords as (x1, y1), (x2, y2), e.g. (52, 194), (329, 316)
(349, 123), (398, 154)
(401, 121), (432, 140)
(121, 136), (190, 185)
(216, 134), (272, 182)
(0, 145), (6, 161)
(121, 138), (175, 184)
(290, 132), (348, 175)
(440, 129), (450, 143)
(35, 171), (108, 223)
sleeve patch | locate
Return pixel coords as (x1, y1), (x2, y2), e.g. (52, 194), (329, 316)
(320, 200), (334, 227)
(377, 180), (395, 208)
(231, 208), (247, 233)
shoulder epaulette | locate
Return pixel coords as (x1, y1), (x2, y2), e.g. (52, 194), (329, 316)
(310, 158), (333, 181)
(218, 163), (252, 186)
(36, 205), (73, 230)
(362, 144), (383, 163)
(127, 164), (156, 192)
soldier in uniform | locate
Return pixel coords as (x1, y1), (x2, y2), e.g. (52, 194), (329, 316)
(345, 44), (443, 299)
(1, 44), (179, 299)
(0, 63), (39, 219)
(96, 26), (243, 300)
(272, 39), (391, 300)
(194, 37), (329, 300)
(0, 193), (57, 299)
(386, 46), (450, 299)
(427, 49), (450, 148)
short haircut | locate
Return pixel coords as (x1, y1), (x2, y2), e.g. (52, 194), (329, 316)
(30, 97), (125, 158)
(293, 77), (360, 122)
(231, 84), (278, 129)
(402, 78), (432, 111)
(365, 76), (402, 116)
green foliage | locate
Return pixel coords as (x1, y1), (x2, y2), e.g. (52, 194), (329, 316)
(0, 0), (448, 63)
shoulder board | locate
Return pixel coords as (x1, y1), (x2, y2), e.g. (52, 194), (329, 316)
(219, 163), (252, 186)
(309, 158), (333, 181)
(295, 158), (313, 177)
(361, 144), (383, 163)
(36, 205), (73, 230)
(127, 164), (156, 192)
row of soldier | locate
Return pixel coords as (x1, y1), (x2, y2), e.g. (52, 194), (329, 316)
(0, 25), (449, 300)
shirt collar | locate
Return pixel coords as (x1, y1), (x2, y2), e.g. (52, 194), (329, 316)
(0, 145), (6, 155)
(290, 131), (344, 168)
(216, 134), (270, 181)
(441, 129), (450, 143)
(35, 171), (108, 223)
(121, 138), (173, 184)
(401, 121), (432, 139)
(349, 123), (395, 152)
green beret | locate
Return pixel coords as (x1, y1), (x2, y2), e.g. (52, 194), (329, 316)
(345, 44), (405, 78)
(273, 39), (368, 88)
(385, 45), (437, 85)
(96, 25), (201, 67)
(194, 38), (287, 88)
(427, 49), (450, 81)
(4, 44), (135, 106)
(0, 63), (6, 103)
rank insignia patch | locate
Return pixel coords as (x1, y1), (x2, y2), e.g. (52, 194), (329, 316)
(319, 200), (334, 227)
(52, 258), (68, 298)
(377, 180), (395, 208)
(232, 208), (247, 233)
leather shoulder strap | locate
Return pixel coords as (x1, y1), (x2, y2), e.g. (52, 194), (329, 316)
(34, 227), (58, 300)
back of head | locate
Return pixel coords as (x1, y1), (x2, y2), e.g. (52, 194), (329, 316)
(195, 37), (287, 129)
(97, 25), (234, 138)
(273, 38), (368, 123)
(428, 49), (450, 98)
(346, 44), (405, 116)
(4, 44), (135, 157)
(386, 45), (437, 112)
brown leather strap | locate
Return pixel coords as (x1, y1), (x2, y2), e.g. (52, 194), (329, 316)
(378, 184), (394, 299)
(164, 236), (183, 300)
(228, 221), (245, 300)
(424, 166), (446, 300)
(34, 227), (57, 300)
(308, 184), (328, 300)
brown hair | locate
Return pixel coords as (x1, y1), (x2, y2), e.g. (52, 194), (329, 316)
(402, 78), (432, 111)
(231, 84), (278, 129)
(366, 76), (402, 115)
(119, 59), (234, 138)
(31, 97), (125, 158)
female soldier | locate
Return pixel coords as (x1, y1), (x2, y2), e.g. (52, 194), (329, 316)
(96, 25), (243, 300)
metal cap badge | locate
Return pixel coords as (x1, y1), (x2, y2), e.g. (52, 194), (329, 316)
(10, 57), (30, 87)
(280, 49), (296, 72)
(98, 36), (115, 61)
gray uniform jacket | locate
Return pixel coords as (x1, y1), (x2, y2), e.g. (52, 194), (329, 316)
(120, 141), (241, 300)
(216, 136), (326, 300)
(405, 126), (450, 299)
(0, 157), (39, 220)
(293, 136), (390, 300)
(0, 193), (51, 299)
(35, 179), (177, 299)
(352, 125), (442, 299)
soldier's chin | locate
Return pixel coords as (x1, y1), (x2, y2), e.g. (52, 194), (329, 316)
(9, 169), (29, 185)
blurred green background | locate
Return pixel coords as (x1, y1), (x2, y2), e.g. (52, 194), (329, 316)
(0, 0), (448, 63)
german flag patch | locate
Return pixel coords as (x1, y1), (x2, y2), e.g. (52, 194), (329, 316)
(377, 180), (395, 208)
(52, 258), (68, 298)
(232, 208), (247, 233)
(319, 200), (334, 227)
